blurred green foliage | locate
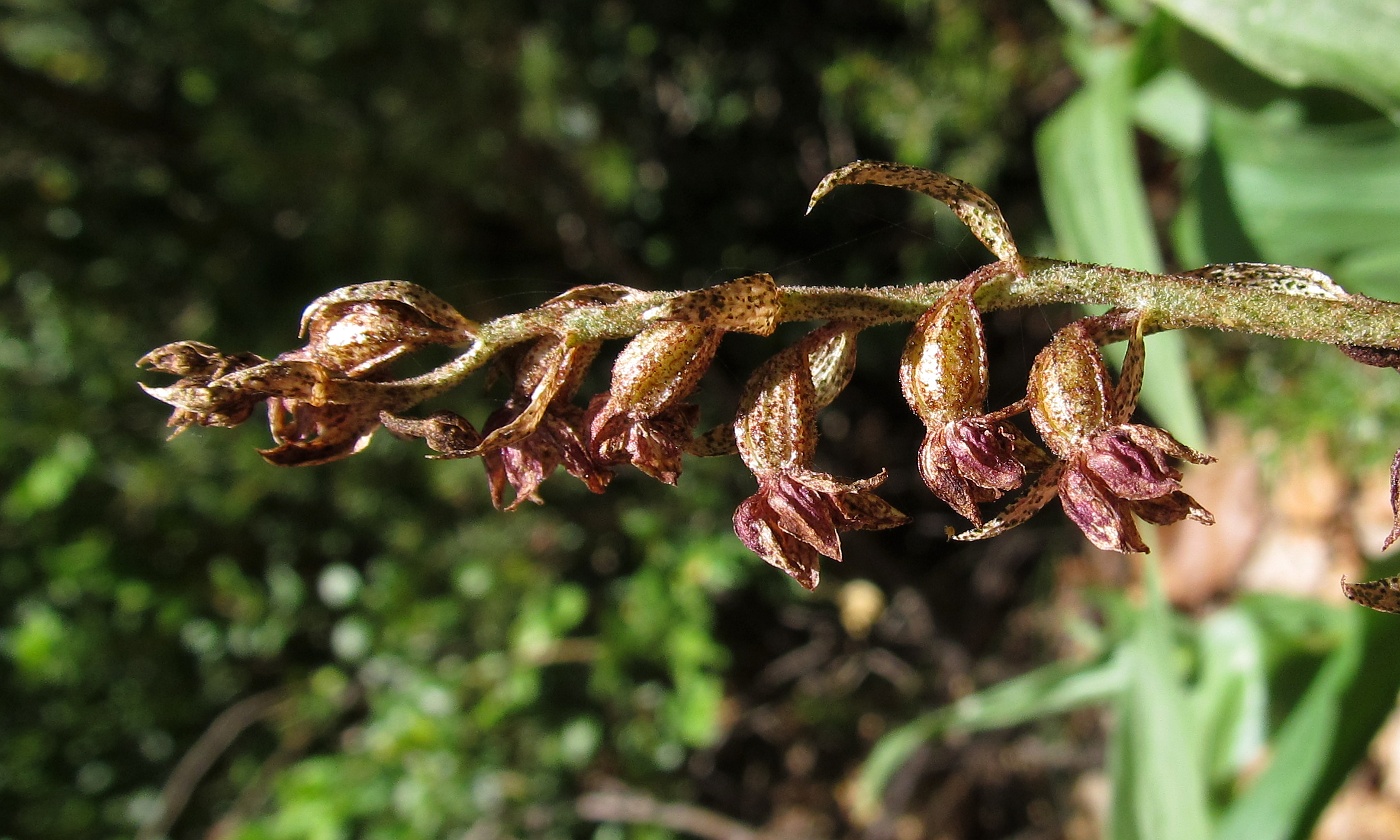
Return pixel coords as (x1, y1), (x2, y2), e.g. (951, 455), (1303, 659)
(6, 0), (1400, 838)
(0, 0), (1062, 837)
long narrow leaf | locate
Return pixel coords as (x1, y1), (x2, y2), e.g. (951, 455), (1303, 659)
(852, 650), (1129, 822)
(1212, 605), (1400, 840)
(1109, 559), (1211, 840)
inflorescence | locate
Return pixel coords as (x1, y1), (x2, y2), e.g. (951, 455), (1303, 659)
(139, 161), (1400, 609)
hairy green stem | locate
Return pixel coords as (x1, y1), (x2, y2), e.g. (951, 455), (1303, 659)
(349, 257), (1400, 408)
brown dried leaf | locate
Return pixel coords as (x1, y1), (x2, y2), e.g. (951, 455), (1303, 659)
(1174, 263), (1350, 300)
(299, 280), (477, 337)
(808, 160), (1021, 267)
(1342, 574), (1400, 614)
(643, 273), (780, 336)
(952, 461), (1065, 542)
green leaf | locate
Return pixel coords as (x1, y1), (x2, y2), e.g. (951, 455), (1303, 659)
(851, 647), (1128, 822)
(1189, 608), (1268, 789)
(1149, 0), (1400, 121)
(1213, 604), (1400, 840)
(1035, 42), (1207, 447)
(1108, 560), (1211, 840)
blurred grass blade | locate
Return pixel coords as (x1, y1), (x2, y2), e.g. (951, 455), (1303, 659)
(852, 648), (1129, 822)
(1213, 605), (1400, 840)
(1108, 558), (1211, 840)
(1035, 42), (1206, 448)
(1150, 0), (1400, 121)
(1189, 608), (1269, 788)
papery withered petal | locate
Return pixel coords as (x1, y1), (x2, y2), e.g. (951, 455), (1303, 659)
(621, 405), (700, 485)
(379, 410), (482, 457)
(1028, 323), (1113, 458)
(919, 431), (985, 524)
(643, 273), (780, 336)
(764, 476), (843, 560)
(1119, 424), (1214, 466)
(734, 495), (823, 591)
(785, 466), (869, 496)
(1059, 466), (1149, 554)
(1342, 575), (1400, 614)
(476, 345), (575, 453)
(483, 443), (554, 510)
(1085, 427), (1181, 501)
(807, 160), (1022, 267)
(542, 409), (612, 494)
(948, 420), (1025, 492)
(1131, 491), (1213, 527)
(260, 399), (380, 467)
(829, 487), (910, 532)
(299, 280), (476, 338)
(259, 430), (375, 467)
(953, 461), (1065, 542)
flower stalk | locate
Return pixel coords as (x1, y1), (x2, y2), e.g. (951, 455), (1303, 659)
(137, 160), (1400, 604)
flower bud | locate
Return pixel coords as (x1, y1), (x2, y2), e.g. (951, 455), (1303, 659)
(588, 321), (720, 484)
(288, 281), (476, 378)
(380, 410), (483, 457)
(1027, 324), (1113, 458)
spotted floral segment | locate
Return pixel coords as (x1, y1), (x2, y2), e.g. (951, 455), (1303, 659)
(299, 280), (478, 337)
(1024, 320), (1214, 553)
(598, 322), (721, 419)
(586, 322), (720, 485)
(952, 462), (1065, 542)
(1110, 314), (1146, 425)
(1174, 263), (1350, 301)
(1027, 325), (1114, 458)
(1342, 575), (1400, 614)
(643, 273), (780, 336)
(807, 160), (1021, 266)
(805, 323), (859, 410)
(732, 323), (905, 588)
(901, 279), (989, 420)
(137, 341), (266, 379)
(472, 338), (600, 454)
(261, 399), (382, 467)
(1387, 450), (1400, 551)
(687, 424), (738, 457)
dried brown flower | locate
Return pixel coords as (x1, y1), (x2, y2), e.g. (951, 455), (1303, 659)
(900, 267), (1040, 523)
(284, 281), (476, 378)
(732, 323), (907, 589)
(1027, 317), (1214, 553)
(479, 337), (610, 509)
